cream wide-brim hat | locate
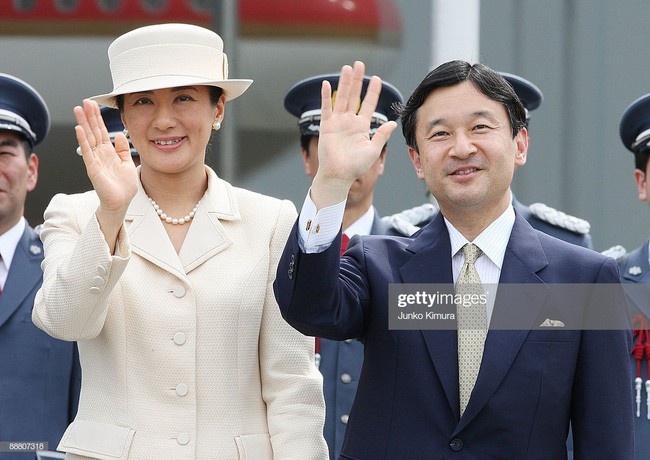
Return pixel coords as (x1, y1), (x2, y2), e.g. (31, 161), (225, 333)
(91, 23), (253, 109)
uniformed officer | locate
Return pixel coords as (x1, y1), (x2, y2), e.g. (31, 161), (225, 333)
(383, 72), (593, 249)
(0, 73), (81, 458)
(611, 93), (650, 457)
(100, 106), (139, 166)
(284, 73), (403, 459)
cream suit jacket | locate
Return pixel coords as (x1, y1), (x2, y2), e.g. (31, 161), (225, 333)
(33, 167), (327, 460)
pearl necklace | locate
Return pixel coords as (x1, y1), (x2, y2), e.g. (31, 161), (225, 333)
(147, 195), (200, 225)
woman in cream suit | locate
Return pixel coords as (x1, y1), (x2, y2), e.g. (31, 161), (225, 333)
(32, 23), (327, 460)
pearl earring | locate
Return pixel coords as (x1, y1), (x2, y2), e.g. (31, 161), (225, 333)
(212, 120), (221, 131)
(122, 128), (129, 139)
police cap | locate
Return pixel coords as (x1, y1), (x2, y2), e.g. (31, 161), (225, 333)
(0, 73), (50, 147)
(284, 73), (403, 137)
(620, 94), (650, 153)
(499, 72), (544, 113)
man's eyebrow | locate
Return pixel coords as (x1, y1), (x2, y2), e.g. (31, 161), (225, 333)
(423, 111), (500, 132)
(0, 138), (19, 148)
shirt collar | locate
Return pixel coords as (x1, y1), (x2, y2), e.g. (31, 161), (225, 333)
(0, 217), (26, 270)
(344, 205), (375, 238)
(445, 205), (515, 269)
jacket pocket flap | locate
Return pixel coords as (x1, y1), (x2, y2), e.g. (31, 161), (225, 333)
(234, 433), (272, 460)
(59, 420), (135, 459)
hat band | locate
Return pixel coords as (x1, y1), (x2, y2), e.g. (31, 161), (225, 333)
(632, 128), (650, 151)
(110, 43), (227, 95)
(0, 108), (36, 141)
(299, 111), (388, 127)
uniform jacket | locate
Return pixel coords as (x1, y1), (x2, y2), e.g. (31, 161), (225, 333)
(512, 197), (592, 249)
(274, 211), (633, 459)
(321, 208), (390, 459)
(32, 167), (327, 460)
(1, 224), (81, 459)
(617, 241), (650, 458)
(383, 196), (593, 249)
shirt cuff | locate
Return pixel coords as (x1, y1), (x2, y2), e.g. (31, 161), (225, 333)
(298, 189), (346, 253)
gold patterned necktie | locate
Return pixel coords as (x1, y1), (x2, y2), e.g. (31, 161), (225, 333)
(456, 243), (487, 415)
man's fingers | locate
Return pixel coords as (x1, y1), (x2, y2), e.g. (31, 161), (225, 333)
(358, 75), (382, 121)
(346, 61), (366, 113)
(371, 120), (398, 149)
(321, 80), (333, 120)
(332, 64), (353, 114)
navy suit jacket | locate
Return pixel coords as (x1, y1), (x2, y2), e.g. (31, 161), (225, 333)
(274, 211), (633, 459)
(321, 208), (390, 459)
(0, 225), (81, 458)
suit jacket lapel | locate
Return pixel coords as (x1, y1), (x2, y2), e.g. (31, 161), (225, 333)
(457, 213), (550, 429)
(126, 167), (239, 280)
(400, 214), (461, 419)
(0, 226), (43, 328)
(178, 169), (240, 272)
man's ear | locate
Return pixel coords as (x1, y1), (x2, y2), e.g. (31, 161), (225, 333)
(408, 146), (424, 180)
(634, 168), (648, 202)
(514, 127), (529, 166)
(26, 153), (39, 192)
(300, 147), (312, 175)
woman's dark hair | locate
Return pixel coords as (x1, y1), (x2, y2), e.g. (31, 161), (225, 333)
(396, 60), (527, 152)
(115, 86), (224, 112)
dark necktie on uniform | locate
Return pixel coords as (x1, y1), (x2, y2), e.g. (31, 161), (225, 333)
(456, 243), (486, 415)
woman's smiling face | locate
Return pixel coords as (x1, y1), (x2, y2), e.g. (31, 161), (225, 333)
(121, 85), (224, 174)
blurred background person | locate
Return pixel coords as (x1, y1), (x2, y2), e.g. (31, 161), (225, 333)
(284, 73), (402, 459)
(0, 73), (80, 459)
(609, 93), (650, 458)
(32, 24), (326, 459)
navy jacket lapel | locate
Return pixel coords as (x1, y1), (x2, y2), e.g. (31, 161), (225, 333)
(0, 226), (43, 328)
(399, 214), (460, 418)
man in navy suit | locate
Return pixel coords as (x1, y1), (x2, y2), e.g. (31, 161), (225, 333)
(0, 74), (81, 458)
(274, 60), (633, 458)
(284, 73), (402, 459)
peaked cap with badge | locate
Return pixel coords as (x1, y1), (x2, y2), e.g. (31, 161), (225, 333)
(0, 73), (50, 148)
(284, 73), (403, 137)
(620, 93), (650, 154)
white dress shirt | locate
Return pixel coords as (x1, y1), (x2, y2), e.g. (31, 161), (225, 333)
(0, 217), (26, 290)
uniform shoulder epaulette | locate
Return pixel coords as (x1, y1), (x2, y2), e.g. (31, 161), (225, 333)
(528, 202), (591, 235)
(600, 244), (627, 260)
(382, 203), (438, 237)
